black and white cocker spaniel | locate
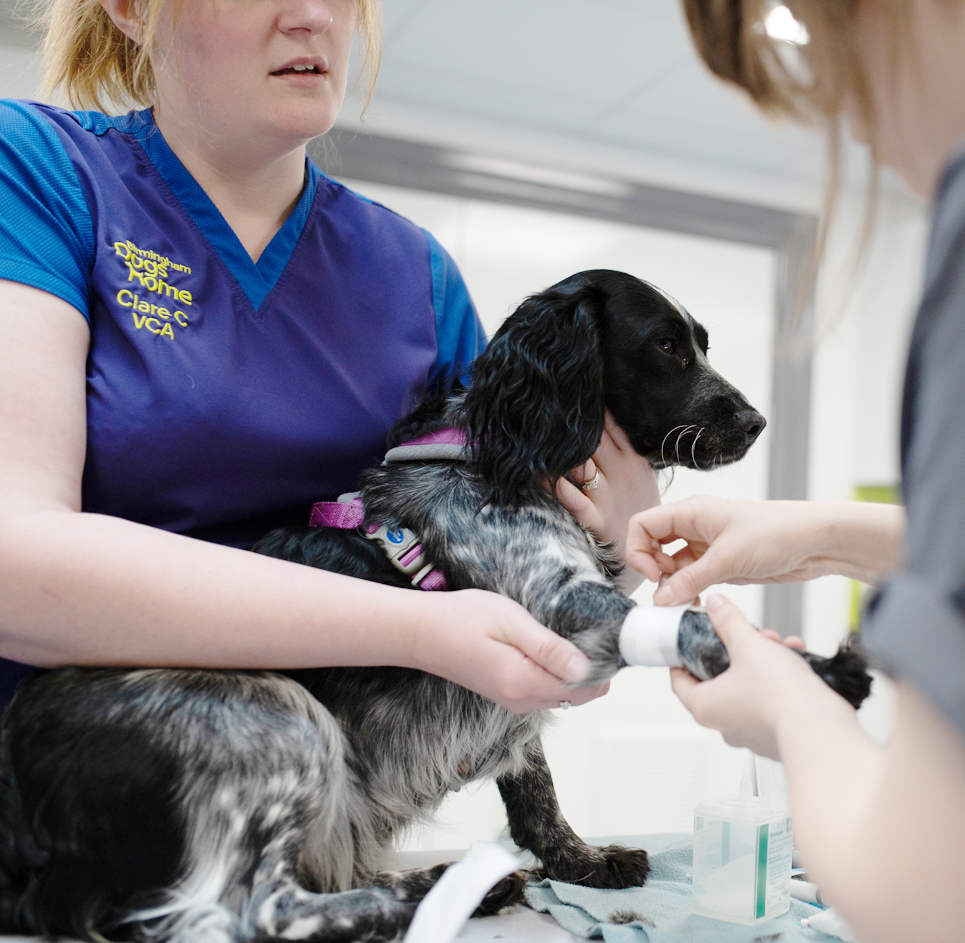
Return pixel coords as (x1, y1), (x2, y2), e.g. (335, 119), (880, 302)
(0, 270), (870, 943)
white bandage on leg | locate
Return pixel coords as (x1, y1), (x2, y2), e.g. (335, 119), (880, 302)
(618, 604), (689, 667)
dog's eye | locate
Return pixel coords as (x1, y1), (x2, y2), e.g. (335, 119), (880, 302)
(657, 338), (674, 353)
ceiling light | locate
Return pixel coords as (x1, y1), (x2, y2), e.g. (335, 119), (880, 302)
(447, 154), (631, 198)
(763, 4), (810, 45)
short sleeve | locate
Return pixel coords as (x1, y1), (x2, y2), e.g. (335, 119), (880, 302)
(0, 99), (95, 319)
(863, 149), (965, 732)
(424, 230), (486, 384)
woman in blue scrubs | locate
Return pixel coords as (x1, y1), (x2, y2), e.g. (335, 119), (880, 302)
(0, 0), (657, 712)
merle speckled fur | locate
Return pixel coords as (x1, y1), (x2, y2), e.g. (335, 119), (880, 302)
(0, 271), (768, 943)
(676, 609), (872, 708)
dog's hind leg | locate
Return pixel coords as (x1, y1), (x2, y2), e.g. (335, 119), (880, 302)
(497, 738), (650, 890)
(371, 864), (527, 917)
(241, 851), (418, 943)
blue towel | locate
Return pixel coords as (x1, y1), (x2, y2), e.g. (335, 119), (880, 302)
(525, 839), (824, 943)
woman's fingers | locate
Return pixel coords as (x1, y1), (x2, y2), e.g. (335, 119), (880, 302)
(652, 553), (723, 605)
(761, 629), (807, 649)
(703, 592), (756, 647)
(555, 475), (601, 529)
(669, 665), (701, 707)
(572, 457), (598, 488)
(503, 616), (593, 686)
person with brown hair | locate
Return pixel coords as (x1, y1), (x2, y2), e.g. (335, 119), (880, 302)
(627, 1), (965, 939)
(0, 0), (659, 715)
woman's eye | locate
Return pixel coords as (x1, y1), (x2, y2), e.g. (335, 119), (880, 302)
(658, 339), (674, 353)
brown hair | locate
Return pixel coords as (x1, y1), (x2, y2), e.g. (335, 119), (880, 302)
(38, 0), (382, 115)
(679, 0), (910, 157)
(682, 0), (909, 329)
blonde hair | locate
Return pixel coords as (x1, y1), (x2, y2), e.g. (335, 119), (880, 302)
(38, 0), (382, 115)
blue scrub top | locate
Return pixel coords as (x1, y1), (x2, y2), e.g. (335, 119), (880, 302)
(0, 100), (487, 704)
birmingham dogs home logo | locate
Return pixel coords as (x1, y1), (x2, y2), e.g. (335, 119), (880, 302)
(114, 240), (195, 340)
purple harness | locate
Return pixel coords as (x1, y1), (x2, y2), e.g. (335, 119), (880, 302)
(308, 429), (469, 591)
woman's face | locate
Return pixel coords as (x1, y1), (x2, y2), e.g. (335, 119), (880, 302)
(850, 0), (965, 198)
(150, 0), (358, 151)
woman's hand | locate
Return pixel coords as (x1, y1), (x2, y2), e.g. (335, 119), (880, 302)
(412, 589), (610, 714)
(626, 496), (905, 606)
(670, 594), (842, 758)
(556, 412), (661, 592)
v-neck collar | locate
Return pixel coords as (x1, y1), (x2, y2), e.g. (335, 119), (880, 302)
(118, 109), (319, 311)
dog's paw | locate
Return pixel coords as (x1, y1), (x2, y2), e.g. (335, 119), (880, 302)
(802, 640), (873, 710)
(371, 863), (448, 903)
(472, 870), (528, 916)
(372, 864), (525, 916)
(542, 844), (650, 889)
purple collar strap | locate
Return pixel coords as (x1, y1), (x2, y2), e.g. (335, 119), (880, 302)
(307, 493), (449, 592)
(308, 494), (365, 529)
(383, 427), (470, 464)
(308, 429), (466, 590)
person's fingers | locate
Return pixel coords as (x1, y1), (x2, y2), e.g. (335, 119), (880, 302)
(652, 556), (719, 605)
(626, 513), (681, 579)
(627, 506), (682, 546)
(761, 629), (806, 650)
(669, 665), (701, 708)
(703, 593), (755, 649)
(594, 412), (631, 463)
(502, 618), (593, 685)
(570, 457), (598, 487)
(563, 680), (610, 706)
(555, 476), (597, 523)
(625, 538), (666, 582)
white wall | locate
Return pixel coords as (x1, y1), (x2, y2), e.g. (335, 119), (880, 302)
(804, 187), (928, 656)
(0, 40), (40, 99)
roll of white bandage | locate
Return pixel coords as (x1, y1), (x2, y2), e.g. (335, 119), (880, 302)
(618, 604), (690, 668)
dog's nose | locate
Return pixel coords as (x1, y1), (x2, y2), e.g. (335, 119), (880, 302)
(736, 409), (766, 441)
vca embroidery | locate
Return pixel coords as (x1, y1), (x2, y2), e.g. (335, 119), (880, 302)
(113, 240), (195, 340)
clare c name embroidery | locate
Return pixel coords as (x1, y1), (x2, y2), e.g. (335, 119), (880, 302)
(113, 240), (195, 340)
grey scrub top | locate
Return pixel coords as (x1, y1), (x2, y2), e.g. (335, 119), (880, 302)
(863, 145), (965, 734)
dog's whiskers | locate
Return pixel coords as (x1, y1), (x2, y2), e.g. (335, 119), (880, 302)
(660, 425), (691, 467)
(674, 425), (696, 462)
(691, 429), (703, 470)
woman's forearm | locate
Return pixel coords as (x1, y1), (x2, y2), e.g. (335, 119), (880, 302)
(0, 508), (436, 670)
(632, 497), (907, 605)
(0, 506), (607, 713)
(777, 681), (965, 943)
(810, 501), (906, 583)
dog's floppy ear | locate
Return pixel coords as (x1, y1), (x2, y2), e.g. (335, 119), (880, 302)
(461, 283), (607, 507)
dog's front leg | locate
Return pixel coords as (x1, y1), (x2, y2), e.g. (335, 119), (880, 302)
(496, 737), (650, 889)
(530, 577), (635, 685)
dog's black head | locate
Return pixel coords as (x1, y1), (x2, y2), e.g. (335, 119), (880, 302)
(460, 269), (765, 506)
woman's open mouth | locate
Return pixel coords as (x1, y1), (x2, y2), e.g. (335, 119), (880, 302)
(270, 60), (327, 78)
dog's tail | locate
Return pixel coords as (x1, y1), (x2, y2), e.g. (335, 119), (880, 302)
(0, 710), (127, 941)
(0, 672), (188, 943)
(0, 731), (33, 934)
